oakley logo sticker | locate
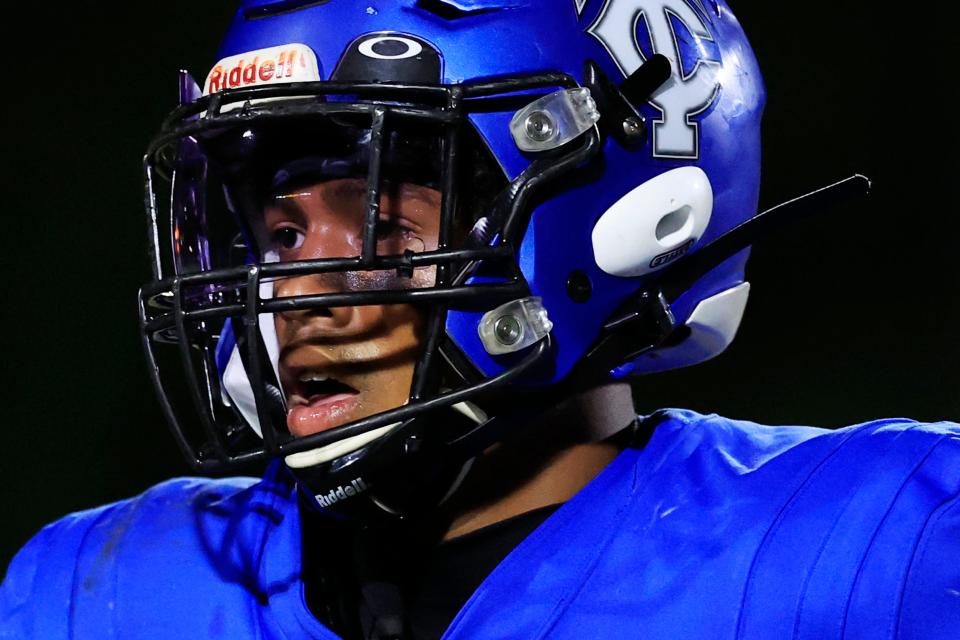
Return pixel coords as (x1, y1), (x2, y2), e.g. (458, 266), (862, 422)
(334, 32), (441, 83)
(357, 35), (424, 60)
(588, 0), (721, 159)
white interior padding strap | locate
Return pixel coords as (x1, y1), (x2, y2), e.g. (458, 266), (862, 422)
(222, 278), (281, 437)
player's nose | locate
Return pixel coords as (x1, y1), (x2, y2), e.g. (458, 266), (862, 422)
(273, 219), (365, 327)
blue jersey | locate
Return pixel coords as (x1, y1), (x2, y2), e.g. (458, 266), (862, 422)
(3, 410), (959, 639)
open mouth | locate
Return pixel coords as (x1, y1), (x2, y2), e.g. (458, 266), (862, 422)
(286, 371), (362, 436)
(294, 373), (358, 404)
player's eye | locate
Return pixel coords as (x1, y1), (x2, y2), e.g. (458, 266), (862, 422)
(375, 217), (424, 254)
(375, 218), (404, 241)
(271, 227), (305, 250)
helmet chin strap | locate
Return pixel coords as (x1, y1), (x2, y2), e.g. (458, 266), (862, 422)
(292, 402), (491, 523)
(221, 314), (493, 520)
(278, 333), (639, 522)
(283, 401), (487, 470)
(284, 424), (403, 469)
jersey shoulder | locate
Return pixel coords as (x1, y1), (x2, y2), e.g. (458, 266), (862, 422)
(0, 473), (299, 639)
(448, 411), (959, 640)
(647, 407), (960, 466)
(642, 409), (960, 639)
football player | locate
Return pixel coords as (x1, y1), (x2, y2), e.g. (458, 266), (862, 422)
(2, 1), (958, 638)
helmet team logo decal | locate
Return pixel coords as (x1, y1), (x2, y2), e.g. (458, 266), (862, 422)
(588, 0), (722, 159)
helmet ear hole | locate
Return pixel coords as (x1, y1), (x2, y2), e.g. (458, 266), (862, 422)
(655, 206), (694, 245)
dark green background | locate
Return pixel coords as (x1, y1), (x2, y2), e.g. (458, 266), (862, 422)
(2, 2), (957, 571)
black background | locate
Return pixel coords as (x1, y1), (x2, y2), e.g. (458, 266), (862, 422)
(2, 1), (957, 571)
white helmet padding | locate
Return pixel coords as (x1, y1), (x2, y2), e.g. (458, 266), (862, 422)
(591, 166), (713, 278)
(221, 277), (282, 439)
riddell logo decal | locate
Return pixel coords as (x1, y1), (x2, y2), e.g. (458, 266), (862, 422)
(204, 43), (320, 95)
(650, 238), (694, 268)
(314, 477), (369, 508)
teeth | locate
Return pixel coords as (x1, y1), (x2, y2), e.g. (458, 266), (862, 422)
(299, 372), (329, 383)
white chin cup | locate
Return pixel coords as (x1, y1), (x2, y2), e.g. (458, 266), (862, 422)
(283, 424), (401, 468)
(283, 401), (488, 468)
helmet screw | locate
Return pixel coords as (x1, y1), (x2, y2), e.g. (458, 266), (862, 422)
(493, 315), (523, 345)
(524, 110), (556, 143)
(566, 270), (592, 303)
(622, 116), (644, 139)
(403, 435), (422, 456)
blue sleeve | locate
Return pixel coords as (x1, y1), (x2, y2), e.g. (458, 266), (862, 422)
(1, 502), (126, 639)
(899, 430), (960, 640)
(0, 476), (266, 640)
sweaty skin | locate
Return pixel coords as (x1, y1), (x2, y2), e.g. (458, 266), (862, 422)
(268, 179), (439, 437)
(267, 177), (620, 538)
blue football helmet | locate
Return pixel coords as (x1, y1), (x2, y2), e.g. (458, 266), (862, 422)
(139, 0), (861, 516)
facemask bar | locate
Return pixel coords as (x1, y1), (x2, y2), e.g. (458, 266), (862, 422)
(140, 72), (600, 471)
(410, 105), (456, 403)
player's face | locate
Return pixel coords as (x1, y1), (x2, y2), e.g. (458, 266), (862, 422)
(266, 178), (441, 437)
